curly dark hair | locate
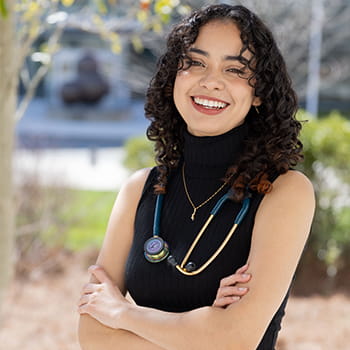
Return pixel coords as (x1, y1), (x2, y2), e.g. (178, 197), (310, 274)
(145, 4), (303, 201)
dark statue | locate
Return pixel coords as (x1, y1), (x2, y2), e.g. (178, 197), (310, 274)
(61, 52), (110, 105)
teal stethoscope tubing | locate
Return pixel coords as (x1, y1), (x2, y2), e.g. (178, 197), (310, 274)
(154, 188), (250, 234)
(146, 188), (251, 272)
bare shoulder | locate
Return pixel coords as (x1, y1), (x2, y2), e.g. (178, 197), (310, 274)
(258, 170), (315, 214)
(273, 169), (314, 194)
(123, 167), (152, 190)
(253, 170), (315, 262)
(119, 167), (153, 203)
(131, 167), (153, 182)
(255, 170), (315, 245)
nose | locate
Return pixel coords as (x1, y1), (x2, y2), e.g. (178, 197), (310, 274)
(199, 71), (225, 90)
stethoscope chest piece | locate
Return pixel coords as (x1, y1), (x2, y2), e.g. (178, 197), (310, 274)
(144, 236), (169, 263)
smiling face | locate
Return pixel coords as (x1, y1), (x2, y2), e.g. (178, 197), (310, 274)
(173, 20), (261, 136)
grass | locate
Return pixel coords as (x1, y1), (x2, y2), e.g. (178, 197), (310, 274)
(62, 189), (117, 251)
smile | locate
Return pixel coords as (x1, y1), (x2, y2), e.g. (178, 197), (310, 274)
(190, 96), (230, 115)
(192, 96), (229, 110)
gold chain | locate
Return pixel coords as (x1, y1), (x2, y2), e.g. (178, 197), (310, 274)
(182, 163), (231, 221)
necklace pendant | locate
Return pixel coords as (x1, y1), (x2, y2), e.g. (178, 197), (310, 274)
(191, 208), (197, 221)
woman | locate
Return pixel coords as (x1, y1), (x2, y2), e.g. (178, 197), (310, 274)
(78, 4), (315, 349)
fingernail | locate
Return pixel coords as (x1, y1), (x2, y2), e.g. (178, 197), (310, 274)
(232, 296), (240, 301)
(238, 287), (247, 291)
(242, 274), (250, 278)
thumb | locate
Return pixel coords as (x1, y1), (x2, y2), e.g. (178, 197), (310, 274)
(88, 265), (112, 285)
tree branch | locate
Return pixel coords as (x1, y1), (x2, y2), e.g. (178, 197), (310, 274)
(15, 23), (65, 122)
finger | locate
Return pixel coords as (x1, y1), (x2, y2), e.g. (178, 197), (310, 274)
(78, 294), (92, 307)
(216, 286), (249, 299)
(78, 303), (91, 315)
(81, 283), (100, 295)
(235, 263), (249, 273)
(88, 265), (113, 285)
(220, 272), (251, 287)
(213, 296), (240, 308)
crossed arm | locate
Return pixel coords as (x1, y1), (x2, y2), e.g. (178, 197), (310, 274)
(78, 169), (315, 350)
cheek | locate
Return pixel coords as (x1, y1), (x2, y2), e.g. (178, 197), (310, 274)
(174, 71), (190, 91)
(173, 73), (189, 103)
(229, 81), (256, 103)
(178, 70), (190, 77)
(173, 78), (184, 113)
(173, 78), (180, 103)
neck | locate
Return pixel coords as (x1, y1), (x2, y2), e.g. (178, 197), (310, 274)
(183, 122), (248, 179)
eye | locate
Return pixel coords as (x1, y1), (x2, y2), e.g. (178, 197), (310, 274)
(181, 56), (205, 70)
(227, 68), (245, 74)
(190, 60), (205, 67)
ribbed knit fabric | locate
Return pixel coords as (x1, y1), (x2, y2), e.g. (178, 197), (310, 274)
(125, 121), (290, 349)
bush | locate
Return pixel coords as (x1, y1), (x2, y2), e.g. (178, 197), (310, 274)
(297, 110), (350, 276)
(122, 136), (155, 171)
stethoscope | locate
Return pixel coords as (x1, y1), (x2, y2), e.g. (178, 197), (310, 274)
(143, 188), (251, 276)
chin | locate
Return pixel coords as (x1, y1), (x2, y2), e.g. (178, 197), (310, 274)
(188, 126), (225, 137)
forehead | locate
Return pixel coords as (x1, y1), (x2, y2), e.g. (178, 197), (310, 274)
(191, 20), (243, 54)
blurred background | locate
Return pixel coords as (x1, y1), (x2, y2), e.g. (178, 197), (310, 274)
(0, 0), (349, 349)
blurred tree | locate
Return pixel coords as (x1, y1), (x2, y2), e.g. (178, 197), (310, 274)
(0, 0), (190, 318)
(0, 0), (16, 321)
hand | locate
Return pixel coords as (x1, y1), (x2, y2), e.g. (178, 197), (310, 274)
(78, 265), (130, 329)
(213, 263), (251, 308)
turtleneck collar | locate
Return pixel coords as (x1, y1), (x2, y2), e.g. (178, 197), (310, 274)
(183, 121), (248, 179)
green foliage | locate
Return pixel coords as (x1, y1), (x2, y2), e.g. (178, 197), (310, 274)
(137, 0), (191, 34)
(61, 0), (76, 7)
(123, 136), (156, 171)
(0, 0), (7, 17)
(63, 190), (116, 250)
(154, 0), (177, 23)
(299, 110), (350, 182)
(297, 110), (350, 272)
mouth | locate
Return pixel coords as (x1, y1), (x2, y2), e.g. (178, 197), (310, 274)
(191, 96), (230, 110)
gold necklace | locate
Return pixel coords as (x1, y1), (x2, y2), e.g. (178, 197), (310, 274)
(182, 163), (231, 221)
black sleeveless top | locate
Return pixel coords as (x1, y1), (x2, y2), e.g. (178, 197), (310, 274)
(125, 122), (290, 349)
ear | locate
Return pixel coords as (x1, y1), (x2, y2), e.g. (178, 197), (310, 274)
(252, 96), (262, 107)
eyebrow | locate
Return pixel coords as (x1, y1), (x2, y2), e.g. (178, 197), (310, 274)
(188, 47), (242, 62)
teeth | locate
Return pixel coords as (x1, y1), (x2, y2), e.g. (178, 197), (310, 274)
(193, 97), (228, 109)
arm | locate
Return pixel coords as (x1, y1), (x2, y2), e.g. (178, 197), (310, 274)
(79, 316), (165, 350)
(80, 170), (315, 350)
(78, 168), (165, 350)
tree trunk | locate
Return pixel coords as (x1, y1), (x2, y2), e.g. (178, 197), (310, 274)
(0, 2), (17, 320)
